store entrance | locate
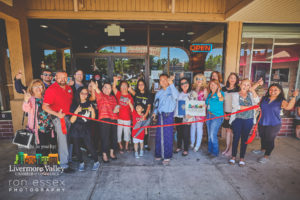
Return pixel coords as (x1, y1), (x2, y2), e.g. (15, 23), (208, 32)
(75, 52), (147, 88)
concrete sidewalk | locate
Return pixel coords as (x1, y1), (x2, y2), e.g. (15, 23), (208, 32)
(0, 136), (300, 200)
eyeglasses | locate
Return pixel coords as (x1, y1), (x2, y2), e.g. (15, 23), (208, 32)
(196, 77), (203, 81)
(42, 73), (52, 77)
(33, 85), (43, 89)
(180, 81), (189, 86)
(80, 92), (89, 95)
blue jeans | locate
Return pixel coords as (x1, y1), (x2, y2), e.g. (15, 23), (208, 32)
(231, 118), (253, 158)
(206, 113), (223, 156)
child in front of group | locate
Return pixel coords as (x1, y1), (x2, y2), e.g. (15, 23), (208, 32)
(128, 101), (145, 158)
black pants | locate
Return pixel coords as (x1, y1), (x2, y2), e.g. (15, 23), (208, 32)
(258, 124), (281, 156)
(92, 121), (101, 152)
(175, 117), (190, 151)
(144, 130), (149, 146)
(99, 118), (118, 155)
(73, 135), (98, 163)
(36, 131), (52, 156)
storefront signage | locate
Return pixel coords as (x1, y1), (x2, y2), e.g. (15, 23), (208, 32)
(127, 46), (161, 57)
(190, 44), (212, 52)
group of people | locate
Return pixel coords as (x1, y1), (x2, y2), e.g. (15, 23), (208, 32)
(17, 68), (299, 172)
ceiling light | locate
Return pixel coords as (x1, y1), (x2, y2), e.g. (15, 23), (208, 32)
(120, 38), (125, 41)
(161, 32), (165, 36)
(186, 32), (194, 35)
(180, 40), (184, 42)
(40, 25), (48, 28)
(164, 25), (168, 29)
(84, 45), (88, 49)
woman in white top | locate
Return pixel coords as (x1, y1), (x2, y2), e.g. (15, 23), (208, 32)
(228, 79), (262, 167)
(174, 78), (193, 156)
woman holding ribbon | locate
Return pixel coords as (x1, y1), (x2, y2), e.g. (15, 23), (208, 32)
(69, 87), (100, 171)
(206, 80), (224, 157)
(92, 81), (119, 163)
(255, 84), (299, 163)
(228, 79), (260, 166)
(113, 76), (134, 153)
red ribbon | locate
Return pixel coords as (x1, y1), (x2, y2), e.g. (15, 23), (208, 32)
(60, 118), (67, 134)
(66, 105), (261, 144)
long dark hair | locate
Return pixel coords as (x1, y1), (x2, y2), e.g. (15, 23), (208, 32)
(263, 83), (286, 102)
(74, 86), (89, 105)
(225, 72), (240, 90)
(135, 79), (149, 94)
(179, 77), (192, 93)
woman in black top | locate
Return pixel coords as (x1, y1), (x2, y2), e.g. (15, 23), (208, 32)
(70, 87), (100, 171)
(128, 79), (153, 150)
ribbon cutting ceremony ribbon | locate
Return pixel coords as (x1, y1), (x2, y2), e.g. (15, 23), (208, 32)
(66, 105), (261, 144)
(60, 118), (68, 134)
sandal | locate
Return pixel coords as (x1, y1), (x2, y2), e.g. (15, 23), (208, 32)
(239, 160), (246, 167)
(182, 151), (188, 156)
(229, 159), (235, 165)
(155, 157), (162, 161)
(174, 148), (181, 153)
(162, 159), (170, 165)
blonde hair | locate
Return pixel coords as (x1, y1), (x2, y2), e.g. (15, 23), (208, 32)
(192, 73), (207, 90)
(241, 78), (252, 85)
(208, 79), (221, 93)
(27, 79), (45, 96)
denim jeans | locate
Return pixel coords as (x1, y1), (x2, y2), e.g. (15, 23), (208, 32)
(206, 113), (223, 156)
(231, 118), (253, 158)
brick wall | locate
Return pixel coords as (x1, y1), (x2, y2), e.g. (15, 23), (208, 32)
(278, 118), (295, 136)
(0, 120), (14, 139)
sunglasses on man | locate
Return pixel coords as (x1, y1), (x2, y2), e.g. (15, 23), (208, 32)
(42, 73), (53, 77)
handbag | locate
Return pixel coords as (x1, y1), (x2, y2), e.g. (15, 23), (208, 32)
(12, 101), (37, 149)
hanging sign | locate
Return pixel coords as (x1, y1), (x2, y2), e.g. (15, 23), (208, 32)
(127, 46), (161, 57)
(190, 44), (212, 53)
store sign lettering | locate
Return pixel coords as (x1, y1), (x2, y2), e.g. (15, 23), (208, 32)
(190, 44), (212, 52)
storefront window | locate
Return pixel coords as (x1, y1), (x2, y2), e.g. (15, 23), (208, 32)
(239, 25), (300, 115)
(271, 38), (300, 98)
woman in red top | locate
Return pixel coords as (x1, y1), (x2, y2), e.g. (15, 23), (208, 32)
(113, 76), (134, 153)
(92, 81), (119, 163)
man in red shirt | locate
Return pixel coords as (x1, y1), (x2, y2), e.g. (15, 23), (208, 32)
(42, 70), (74, 173)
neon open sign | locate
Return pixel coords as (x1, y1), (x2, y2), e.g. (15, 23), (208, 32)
(190, 44), (212, 52)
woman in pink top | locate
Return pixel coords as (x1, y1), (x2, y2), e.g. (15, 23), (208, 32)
(190, 73), (208, 152)
(23, 79), (54, 156)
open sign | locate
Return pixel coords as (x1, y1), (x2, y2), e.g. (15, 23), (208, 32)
(190, 44), (212, 52)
